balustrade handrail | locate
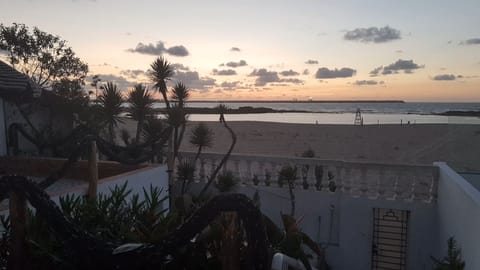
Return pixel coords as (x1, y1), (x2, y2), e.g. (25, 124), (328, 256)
(177, 151), (439, 203)
(179, 151), (436, 170)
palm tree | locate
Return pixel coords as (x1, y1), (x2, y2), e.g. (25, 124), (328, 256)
(149, 57), (175, 187)
(127, 84), (154, 144)
(165, 104), (188, 157)
(97, 82), (124, 143)
(190, 123), (213, 162)
(149, 57), (174, 109)
(171, 82), (190, 107)
(170, 82), (191, 158)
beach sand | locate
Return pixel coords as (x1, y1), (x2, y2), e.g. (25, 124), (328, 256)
(120, 119), (480, 171)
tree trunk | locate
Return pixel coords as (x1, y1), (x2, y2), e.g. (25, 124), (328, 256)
(135, 118), (143, 144)
(198, 121), (237, 198)
(220, 212), (241, 270)
(9, 190), (29, 270)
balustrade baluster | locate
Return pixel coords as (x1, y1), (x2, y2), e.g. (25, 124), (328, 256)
(258, 161), (265, 185)
(199, 159), (206, 183)
(306, 162), (316, 190)
(320, 164), (329, 192)
(334, 164), (342, 193)
(359, 166), (368, 197)
(210, 159), (217, 183)
(342, 166), (352, 194)
(377, 166), (386, 199)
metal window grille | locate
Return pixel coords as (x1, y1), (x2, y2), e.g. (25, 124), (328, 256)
(371, 208), (410, 270)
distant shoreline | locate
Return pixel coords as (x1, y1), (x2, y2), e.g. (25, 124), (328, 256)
(172, 100), (406, 104)
(154, 106), (480, 117)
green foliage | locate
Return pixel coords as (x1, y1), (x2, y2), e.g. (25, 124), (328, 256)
(301, 148), (315, 158)
(0, 23), (88, 87)
(431, 237), (465, 270)
(98, 82), (125, 143)
(177, 159), (196, 194)
(190, 123), (213, 149)
(127, 84), (155, 143)
(171, 82), (190, 107)
(57, 182), (170, 244)
(215, 171), (238, 193)
(278, 165), (297, 187)
(252, 175), (259, 186)
(0, 215), (10, 270)
(149, 57), (173, 94)
(278, 165), (297, 216)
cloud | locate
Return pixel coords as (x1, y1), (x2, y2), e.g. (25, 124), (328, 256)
(249, 69), (280, 86)
(224, 60), (247, 68)
(303, 69), (309, 75)
(249, 68), (304, 86)
(219, 81), (242, 91)
(461, 38), (480, 45)
(230, 47), (241, 52)
(89, 74), (136, 90)
(165, 45), (189, 56)
(315, 67), (356, 79)
(353, 80), (384, 86)
(171, 63), (190, 71)
(370, 59), (424, 76)
(120, 69), (146, 79)
(305, 59), (318, 65)
(212, 69), (237, 76)
(432, 74), (457, 81)
(127, 41), (189, 57)
(279, 69), (300, 76)
(172, 71), (215, 91)
(281, 78), (304, 84)
(344, 26), (401, 43)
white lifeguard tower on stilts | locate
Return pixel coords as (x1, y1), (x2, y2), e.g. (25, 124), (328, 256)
(354, 108), (363, 126)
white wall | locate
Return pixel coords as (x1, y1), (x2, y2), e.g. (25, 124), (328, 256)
(0, 98), (6, 156)
(180, 182), (437, 270)
(435, 162), (480, 270)
(48, 165), (170, 211)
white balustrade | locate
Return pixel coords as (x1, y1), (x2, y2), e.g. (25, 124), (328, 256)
(178, 151), (439, 203)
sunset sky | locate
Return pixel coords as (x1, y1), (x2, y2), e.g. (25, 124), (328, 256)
(1, 0), (480, 101)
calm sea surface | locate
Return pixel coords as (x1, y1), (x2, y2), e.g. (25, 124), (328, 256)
(154, 102), (480, 125)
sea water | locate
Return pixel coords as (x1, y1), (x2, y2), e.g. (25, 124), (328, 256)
(154, 102), (480, 125)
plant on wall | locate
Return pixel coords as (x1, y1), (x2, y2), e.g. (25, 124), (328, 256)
(431, 237), (465, 270)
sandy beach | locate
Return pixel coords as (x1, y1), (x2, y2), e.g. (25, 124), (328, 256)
(120, 119), (480, 171)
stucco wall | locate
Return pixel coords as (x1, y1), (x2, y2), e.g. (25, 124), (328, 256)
(435, 162), (480, 270)
(49, 165), (170, 211)
(3, 98), (73, 156)
(178, 181), (437, 270)
(0, 98), (6, 156)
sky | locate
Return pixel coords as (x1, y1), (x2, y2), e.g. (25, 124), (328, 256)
(1, 0), (480, 101)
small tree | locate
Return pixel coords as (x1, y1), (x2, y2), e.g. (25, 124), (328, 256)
(126, 84), (154, 144)
(0, 23), (88, 88)
(190, 123), (213, 162)
(431, 237), (465, 270)
(278, 165), (297, 216)
(97, 82), (124, 143)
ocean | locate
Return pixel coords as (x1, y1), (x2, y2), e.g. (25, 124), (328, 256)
(154, 102), (480, 125)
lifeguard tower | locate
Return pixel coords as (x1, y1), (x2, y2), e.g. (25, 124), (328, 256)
(354, 108), (363, 125)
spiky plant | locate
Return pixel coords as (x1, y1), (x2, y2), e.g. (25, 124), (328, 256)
(98, 82), (124, 143)
(170, 82), (190, 108)
(432, 237), (465, 270)
(278, 165), (297, 216)
(126, 84), (154, 144)
(190, 123), (213, 162)
(176, 159), (196, 195)
(149, 57), (173, 109)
